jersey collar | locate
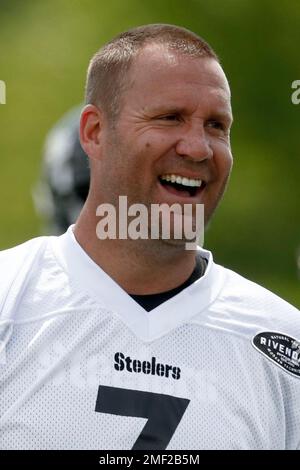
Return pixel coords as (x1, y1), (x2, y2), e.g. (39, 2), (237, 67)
(51, 226), (225, 342)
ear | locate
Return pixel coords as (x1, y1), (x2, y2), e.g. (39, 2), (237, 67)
(79, 104), (103, 161)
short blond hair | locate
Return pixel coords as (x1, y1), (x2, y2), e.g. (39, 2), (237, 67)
(85, 24), (218, 122)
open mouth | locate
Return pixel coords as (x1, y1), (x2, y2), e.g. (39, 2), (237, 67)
(158, 174), (205, 198)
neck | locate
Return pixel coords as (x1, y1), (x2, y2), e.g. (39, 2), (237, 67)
(74, 201), (197, 295)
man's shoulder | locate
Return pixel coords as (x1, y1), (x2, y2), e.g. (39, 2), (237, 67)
(0, 236), (50, 271)
(221, 265), (298, 310)
(0, 236), (52, 315)
(215, 263), (300, 335)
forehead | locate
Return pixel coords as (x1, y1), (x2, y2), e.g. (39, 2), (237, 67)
(125, 44), (231, 113)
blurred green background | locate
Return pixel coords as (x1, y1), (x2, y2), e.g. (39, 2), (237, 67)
(0, 0), (299, 306)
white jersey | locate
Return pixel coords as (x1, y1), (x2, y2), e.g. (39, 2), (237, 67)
(0, 226), (300, 450)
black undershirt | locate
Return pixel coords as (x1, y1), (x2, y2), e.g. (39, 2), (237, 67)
(129, 254), (207, 312)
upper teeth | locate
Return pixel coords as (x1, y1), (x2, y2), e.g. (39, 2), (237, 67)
(160, 174), (202, 187)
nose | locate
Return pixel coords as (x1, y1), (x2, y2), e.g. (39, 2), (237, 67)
(175, 123), (213, 162)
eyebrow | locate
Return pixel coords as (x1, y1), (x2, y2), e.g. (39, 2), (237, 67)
(143, 105), (185, 115)
(210, 110), (233, 125)
(145, 105), (233, 125)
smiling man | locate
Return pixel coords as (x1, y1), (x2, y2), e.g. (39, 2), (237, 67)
(0, 24), (300, 451)
(76, 37), (232, 293)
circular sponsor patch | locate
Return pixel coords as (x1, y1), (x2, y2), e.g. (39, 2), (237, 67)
(252, 331), (300, 378)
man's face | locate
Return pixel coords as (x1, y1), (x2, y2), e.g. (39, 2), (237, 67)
(97, 44), (233, 235)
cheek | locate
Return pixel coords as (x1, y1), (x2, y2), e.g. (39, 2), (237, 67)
(141, 133), (173, 155)
(214, 145), (233, 179)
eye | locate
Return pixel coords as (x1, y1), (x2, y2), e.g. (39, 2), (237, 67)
(206, 120), (225, 130)
(157, 113), (181, 122)
(206, 119), (231, 137)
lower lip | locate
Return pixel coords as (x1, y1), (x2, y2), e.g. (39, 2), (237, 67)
(157, 180), (205, 202)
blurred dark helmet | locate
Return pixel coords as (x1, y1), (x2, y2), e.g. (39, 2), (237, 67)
(34, 105), (90, 234)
